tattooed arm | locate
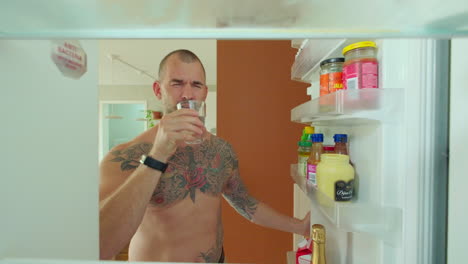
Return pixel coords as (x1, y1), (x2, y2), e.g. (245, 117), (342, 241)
(99, 141), (167, 260)
(222, 144), (310, 236)
(99, 108), (203, 259)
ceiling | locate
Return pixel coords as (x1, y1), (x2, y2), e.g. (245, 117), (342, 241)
(99, 39), (217, 87)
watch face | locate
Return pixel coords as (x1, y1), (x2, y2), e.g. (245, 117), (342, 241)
(140, 154), (147, 164)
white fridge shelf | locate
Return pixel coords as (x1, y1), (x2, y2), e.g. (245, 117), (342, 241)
(291, 39), (376, 83)
(291, 88), (404, 125)
(291, 164), (401, 245)
(291, 39), (344, 83)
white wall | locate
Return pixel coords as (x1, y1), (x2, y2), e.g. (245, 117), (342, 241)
(0, 40), (99, 259)
(447, 38), (468, 264)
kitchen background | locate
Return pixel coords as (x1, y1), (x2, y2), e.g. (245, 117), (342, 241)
(97, 39), (308, 263)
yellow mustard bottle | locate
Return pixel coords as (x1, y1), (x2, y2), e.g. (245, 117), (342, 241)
(316, 154), (354, 202)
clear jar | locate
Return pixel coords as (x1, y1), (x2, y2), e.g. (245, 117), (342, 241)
(316, 154), (354, 202)
(319, 57), (345, 96)
(342, 41), (379, 89)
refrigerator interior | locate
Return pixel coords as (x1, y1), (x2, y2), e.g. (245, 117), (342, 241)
(289, 38), (449, 264)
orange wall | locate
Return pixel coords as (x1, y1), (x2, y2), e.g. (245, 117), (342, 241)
(217, 40), (309, 264)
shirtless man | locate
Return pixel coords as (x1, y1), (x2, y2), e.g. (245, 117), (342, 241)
(99, 49), (310, 263)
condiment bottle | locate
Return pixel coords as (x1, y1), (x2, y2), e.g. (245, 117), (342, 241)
(316, 154), (355, 202)
(307, 134), (323, 186)
(333, 134), (348, 155)
(320, 57), (345, 96)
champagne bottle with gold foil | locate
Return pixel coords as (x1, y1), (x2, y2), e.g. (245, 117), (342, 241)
(311, 224), (326, 264)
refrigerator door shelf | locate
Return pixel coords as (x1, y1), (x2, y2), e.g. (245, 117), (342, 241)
(291, 164), (402, 246)
(291, 38), (344, 83)
(291, 88), (403, 126)
(292, 39), (377, 84)
(291, 39), (306, 49)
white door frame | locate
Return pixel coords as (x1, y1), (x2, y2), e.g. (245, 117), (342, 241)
(98, 100), (147, 162)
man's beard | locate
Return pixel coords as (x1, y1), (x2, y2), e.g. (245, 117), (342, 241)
(163, 102), (177, 115)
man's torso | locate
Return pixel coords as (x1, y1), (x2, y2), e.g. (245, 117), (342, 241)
(109, 132), (233, 262)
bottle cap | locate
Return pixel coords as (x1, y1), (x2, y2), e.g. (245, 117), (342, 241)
(301, 126), (315, 141)
(333, 134), (348, 143)
(304, 126), (314, 134)
(342, 41), (377, 55)
(312, 224), (326, 243)
(320, 57), (345, 67)
(298, 141), (312, 147)
(309, 133), (323, 143)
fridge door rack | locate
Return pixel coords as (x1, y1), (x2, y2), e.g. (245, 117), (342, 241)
(291, 88), (404, 125)
(291, 164), (402, 245)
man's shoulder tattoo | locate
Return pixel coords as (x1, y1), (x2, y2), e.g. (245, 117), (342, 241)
(108, 142), (152, 171)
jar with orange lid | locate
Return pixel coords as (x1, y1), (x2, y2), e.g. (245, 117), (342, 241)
(342, 41), (379, 90)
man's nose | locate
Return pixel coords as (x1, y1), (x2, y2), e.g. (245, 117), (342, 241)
(181, 83), (194, 100)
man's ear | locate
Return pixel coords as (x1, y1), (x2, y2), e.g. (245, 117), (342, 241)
(153, 81), (162, 100)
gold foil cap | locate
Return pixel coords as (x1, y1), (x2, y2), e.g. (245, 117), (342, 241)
(312, 224), (326, 243)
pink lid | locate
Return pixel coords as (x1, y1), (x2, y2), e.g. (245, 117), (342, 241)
(323, 146), (335, 152)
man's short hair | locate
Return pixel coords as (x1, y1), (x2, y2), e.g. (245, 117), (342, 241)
(158, 49), (206, 81)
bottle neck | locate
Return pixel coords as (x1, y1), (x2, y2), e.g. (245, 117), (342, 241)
(312, 241), (326, 264)
(312, 142), (323, 150)
(334, 142), (348, 154)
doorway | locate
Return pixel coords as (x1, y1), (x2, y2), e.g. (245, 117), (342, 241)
(99, 101), (147, 162)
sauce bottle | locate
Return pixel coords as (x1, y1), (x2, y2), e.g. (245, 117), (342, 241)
(333, 134), (348, 155)
(307, 134), (323, 186)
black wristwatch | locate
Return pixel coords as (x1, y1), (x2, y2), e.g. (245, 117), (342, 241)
(139, 154), (168, 173)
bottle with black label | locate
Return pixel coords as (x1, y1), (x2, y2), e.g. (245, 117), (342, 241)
(316, 154), (355, 202)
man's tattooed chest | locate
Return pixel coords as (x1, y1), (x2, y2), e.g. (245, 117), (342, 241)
(150, 145), (228, 207)
(109, 139), (231, 207)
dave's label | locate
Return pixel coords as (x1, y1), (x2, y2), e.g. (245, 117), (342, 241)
(335, 180), (354, 201)
(307, 164), (317, 185)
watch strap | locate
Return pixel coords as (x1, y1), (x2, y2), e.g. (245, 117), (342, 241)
(140, 155), (168, 173)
